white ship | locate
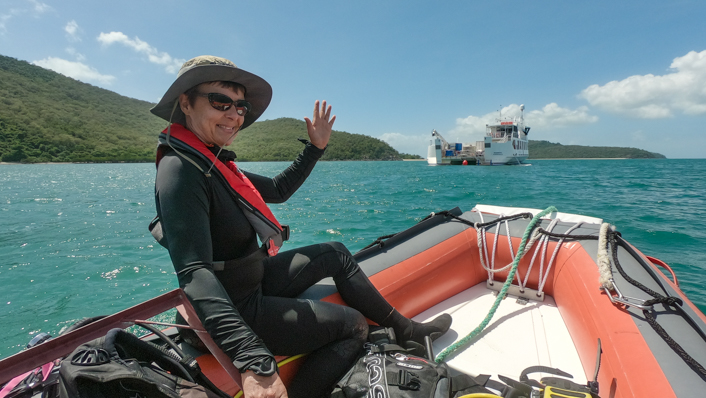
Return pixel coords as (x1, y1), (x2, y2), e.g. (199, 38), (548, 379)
(427, 105), (530, 166)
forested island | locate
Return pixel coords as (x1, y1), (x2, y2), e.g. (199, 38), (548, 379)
(528, 140), (664, 159)
(1, 54), (664, 163)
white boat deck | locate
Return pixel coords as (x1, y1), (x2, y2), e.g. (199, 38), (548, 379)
(414, 282), (588, 386)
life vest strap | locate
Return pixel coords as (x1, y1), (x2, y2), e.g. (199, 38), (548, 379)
(149, 216), (289, 270)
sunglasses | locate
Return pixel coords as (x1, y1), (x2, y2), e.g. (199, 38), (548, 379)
(197, 92), (251, 116)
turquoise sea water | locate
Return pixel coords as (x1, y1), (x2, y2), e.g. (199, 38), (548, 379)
(1, 159), (705, 359)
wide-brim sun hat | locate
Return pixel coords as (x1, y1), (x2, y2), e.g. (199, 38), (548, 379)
(150, 55), (272, 130)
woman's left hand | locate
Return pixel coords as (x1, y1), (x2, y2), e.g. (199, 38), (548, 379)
(304, 100), (336, 150)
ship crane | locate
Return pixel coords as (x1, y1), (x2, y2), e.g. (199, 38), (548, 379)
(431, 129), (452, 151)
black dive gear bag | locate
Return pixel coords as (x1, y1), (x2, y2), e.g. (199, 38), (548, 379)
(58, 328), (227, 398)
(330, 327), (494, 398)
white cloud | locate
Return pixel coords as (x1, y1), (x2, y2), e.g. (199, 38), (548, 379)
(380, 132), (432, 157)
(65, 20), (81, 41)
(0, 7), (22, 33)
(28, 0), (51, 13)
(66, 47), (85, 62)
(525, 103), (598, 129)
(0, 1), (50, 33)
(450, 103), (597, 141)
(97, 31), (184, 73)
(580, 49), (706, 118)
(0, 13), (12, 32)
(32, 57), (115, 84)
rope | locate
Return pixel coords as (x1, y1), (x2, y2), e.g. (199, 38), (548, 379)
(536, 221), (583, 294)
(597, 223), (614, 290)
(519, 225), (612, 291)
(609, 234), (706, 382)
(513, 218), (560, 294)
(359, 234), (397, 251)
(533, 218), (559, 293)
(435, 206), (557, 363)
(642, 306), (706, 381)
(475, 213), (535, 281)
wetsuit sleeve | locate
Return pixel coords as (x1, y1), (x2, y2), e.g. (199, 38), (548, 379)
(243, 141), (325, 203)
(155, 153), (276, 372)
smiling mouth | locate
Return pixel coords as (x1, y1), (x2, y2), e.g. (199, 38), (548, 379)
(218, 125), (238, 132)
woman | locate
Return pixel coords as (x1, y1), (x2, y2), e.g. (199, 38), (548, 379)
(150, 55), (451, 398)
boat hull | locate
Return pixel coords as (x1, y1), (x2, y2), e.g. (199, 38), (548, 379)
(478, 140), (528, 165)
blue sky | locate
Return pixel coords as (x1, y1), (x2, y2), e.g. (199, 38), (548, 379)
(1, 0), (705, 158)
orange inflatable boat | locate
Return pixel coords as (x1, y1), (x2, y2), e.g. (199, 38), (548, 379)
(2, 205), (705, 397)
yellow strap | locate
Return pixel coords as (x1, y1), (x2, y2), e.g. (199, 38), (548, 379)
(544, 386), (592, 397)
(277, 353), (307, 367)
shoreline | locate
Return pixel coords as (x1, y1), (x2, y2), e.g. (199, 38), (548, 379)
(529, 158), (628, 160)
(1, 158), (684, 165)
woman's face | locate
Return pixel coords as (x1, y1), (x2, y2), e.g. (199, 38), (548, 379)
(179, 82), (245, 147)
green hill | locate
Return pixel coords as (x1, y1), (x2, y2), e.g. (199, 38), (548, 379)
(0, 54), (418, 163)
(0, 55), (162, 162)
(232, 117), (411, 161)
(528, 140), (665, 159)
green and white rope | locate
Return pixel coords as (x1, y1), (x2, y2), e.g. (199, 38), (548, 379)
(434, 206), (558, 363)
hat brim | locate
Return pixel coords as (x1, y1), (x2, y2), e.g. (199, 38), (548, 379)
(150, 64), (272, 130)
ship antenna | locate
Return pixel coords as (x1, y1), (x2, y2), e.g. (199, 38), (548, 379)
(520, 104), (525, 122)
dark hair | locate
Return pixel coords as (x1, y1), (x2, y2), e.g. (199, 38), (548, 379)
(184, 81), (246, 107)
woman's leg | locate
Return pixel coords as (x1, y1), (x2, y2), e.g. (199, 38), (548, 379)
(241, 294), (368, 398)
(262, 242), (451, 345)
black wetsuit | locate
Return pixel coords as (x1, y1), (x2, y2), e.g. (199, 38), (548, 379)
(155, 137), (391, 397)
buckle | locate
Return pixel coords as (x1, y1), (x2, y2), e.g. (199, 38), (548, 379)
(396, 370), (421, 391)
(266, 238), (279, 257)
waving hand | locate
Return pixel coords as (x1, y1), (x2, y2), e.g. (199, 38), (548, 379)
(304, 100), (336, 150)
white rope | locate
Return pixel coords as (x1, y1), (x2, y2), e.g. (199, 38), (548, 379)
(473, 209), (601, 298)
(474, 212), (494, 281)
(504, 218), (516, 270)
(538, 219), (558, 290)
(490, 220), (501, 275)
(519, 218), (558, 291)
(477, 213), (515, 278)
(536, 221), (583, 294)
(597, 222), (614, 290)
(511, 227), (541, 289)
(523, 228), (542, 257)
(477, 224), (494, 279)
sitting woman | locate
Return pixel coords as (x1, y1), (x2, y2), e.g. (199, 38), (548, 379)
(150, 55), (451, 398)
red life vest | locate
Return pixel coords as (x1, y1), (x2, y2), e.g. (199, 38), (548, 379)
(155, 123), (284, 257)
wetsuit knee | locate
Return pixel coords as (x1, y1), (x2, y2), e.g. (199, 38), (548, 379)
(347, 307), (369, 344)
(286, 307), (368, 398)
(322, 241), (360, 281)
(326, 307), (368, 362)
